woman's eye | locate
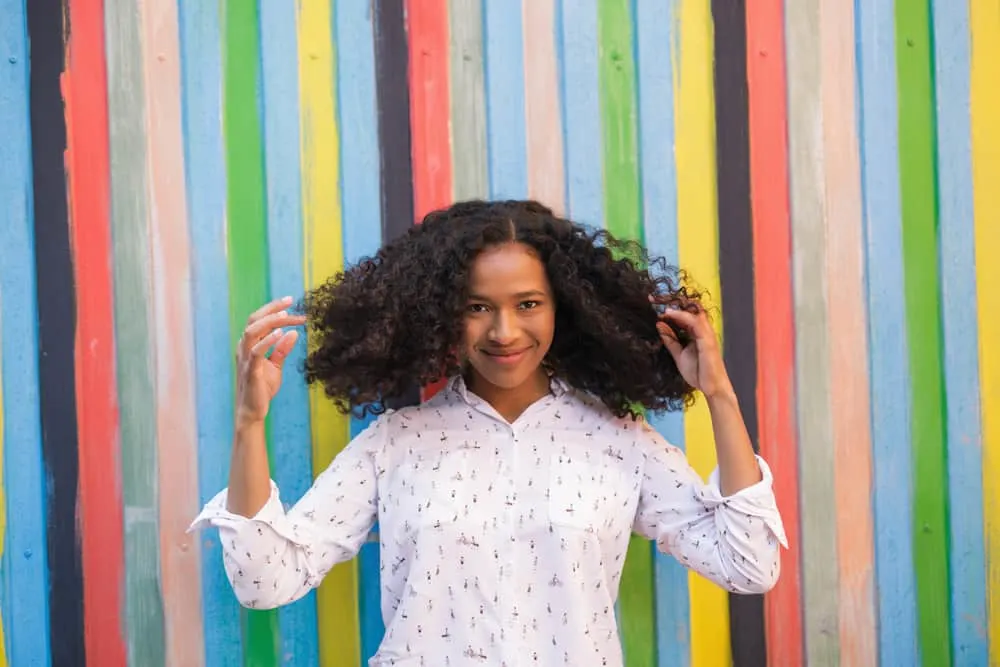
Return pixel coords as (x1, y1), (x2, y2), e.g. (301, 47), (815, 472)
(519, 301), (540, 310)
(467, 303), (489, 313)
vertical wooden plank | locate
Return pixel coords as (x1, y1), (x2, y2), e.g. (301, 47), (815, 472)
(894, 3), (951, 663)
(709, 1), (769, 664)
(523, 0), (565, 213)
(222, 1), (281, 663)
(258, 2), (318, 663)
(932, 1), (988, 662)
(63, 0), (128, 663)
(177, 0), (243, 663)
(0, 5), (49, 663)
(596, 2), (654, 666)
(26, 0), (87, 662)
(105, 0), (167, 662)
(634, 1), (690, 661)
(784, 0), (840, 662)
(856, 0), (920, 661)
(969, 0), (1000, 659)
(138, 0), (206, 663)
(819, 2), (879, 664)
(743, 1), (804, 664)
(296, 2), (360, 664)
(448, 0), (488, 202)
(483, 0), (527, 198)
(335, 0), (384, 662)
(673, 2), (731, 664)
(0, 349), (5, 667)
(557, 0), (604, 226)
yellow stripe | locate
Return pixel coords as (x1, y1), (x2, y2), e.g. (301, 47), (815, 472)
(970, 1), (1000, 661)
(673, 2), (730, 665)
(0, 341), (8, 667)
(297, 2), (358, 665)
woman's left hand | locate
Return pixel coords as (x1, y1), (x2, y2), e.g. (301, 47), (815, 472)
(651, 296), (733, 398)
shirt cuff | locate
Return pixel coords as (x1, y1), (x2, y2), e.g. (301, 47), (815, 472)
(704, 456), (788, 547)
(187, 480), (286, 533)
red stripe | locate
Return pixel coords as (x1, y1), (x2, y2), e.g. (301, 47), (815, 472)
(405, 0), (453, 400)
(63, 0), (127, 665)
(744, 2), (804, 665)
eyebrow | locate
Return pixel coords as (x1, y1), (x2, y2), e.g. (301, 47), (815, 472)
(468, 290), (548, 301)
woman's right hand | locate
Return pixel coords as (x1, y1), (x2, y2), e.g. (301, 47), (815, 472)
(235, 296), (307, 427)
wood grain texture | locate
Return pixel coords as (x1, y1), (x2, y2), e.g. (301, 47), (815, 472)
(558, 0), (604, 226)
(634, 2), (691, 662)
(783, 0), (840, 663)
(743, 1), (804, 664)
(894, 4), (952, 663)
(969, 0), (1000, 660)
(258, 3), (318, 664)
(63, 0), (128, 664)
(177, 1), (243, 663)
(932, 1), (988, 663)
(483, 0), (527, 198)
(296, 2), (359, 664)
(523, 0), (565, 213)
(673, 2), (731, 664)
(448, 0), (488, 202)
(819, 2), (878, 664)
(335, 0), (384, 661)
(856, 0), (920, 661)
(0, 4), (49, 663)
(222, 1), (281, 663)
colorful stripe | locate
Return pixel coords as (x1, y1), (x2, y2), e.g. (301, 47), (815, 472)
(448, 0), (488, 202)
(522, 0), (565, 213)
(483, 0), (527, 199)
(0, 4), (49, 663)
(969, 0), (1000, 659)
(673, 2), (731, 665)
(634, 1), (690, 663)
(178, 0), (243, 663)
(743, 1), (804, 664)
(856, 0), (920, 662)
(63, 0), (128, 664)
(894, 3), (952, 663)
(932, 0), (988, 663)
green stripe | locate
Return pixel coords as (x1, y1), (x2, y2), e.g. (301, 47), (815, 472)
(894, 2), (951, 665)
(598, 2), (655, 665)
(105, 0), (166, 664)
(224, 1), (280, 664)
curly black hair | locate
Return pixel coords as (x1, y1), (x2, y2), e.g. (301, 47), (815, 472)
(302, 199), (708, 419)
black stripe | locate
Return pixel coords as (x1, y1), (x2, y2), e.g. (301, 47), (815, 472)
(26, 1), (86, 664)
(373, 0), (421, 410)
(711, 1), (767, 665)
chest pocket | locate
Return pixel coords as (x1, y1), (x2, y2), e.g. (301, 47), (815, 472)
(384, 447), (471, 532)
(548, 452), (630, 532)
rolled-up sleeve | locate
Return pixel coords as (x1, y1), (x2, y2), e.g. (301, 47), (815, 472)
(632, 421), (787, 594)
(189, 414), (387, 609)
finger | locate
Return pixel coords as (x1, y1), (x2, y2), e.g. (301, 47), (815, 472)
(659, 308), (713, 341)
(250, 328), (284, 357)
(241, 311), (307, 354)
(246, 295), (295, 326)
(656, 322), (685, 357)
(268, 330), (300, 368)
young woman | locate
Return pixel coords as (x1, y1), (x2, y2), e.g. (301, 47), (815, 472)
(192, 200), (787, 666)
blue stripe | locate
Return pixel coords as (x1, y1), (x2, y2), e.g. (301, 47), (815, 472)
(557, 0), (604, 227)
(482, 0), (528, 199)
(855, 0), (919, 663)
(635, 1), (689, 664)
(177, 3), (243, 665)
(931, 1), (988, 663)
(258, 3), (321, 665)
(334, 1), (384, 662)
(0, 0), (51, 663)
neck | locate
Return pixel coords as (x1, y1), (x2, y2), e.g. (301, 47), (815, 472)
(465, 368), (551, 423)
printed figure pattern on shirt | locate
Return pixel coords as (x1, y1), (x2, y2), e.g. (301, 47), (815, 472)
(192, 377), (787, 667)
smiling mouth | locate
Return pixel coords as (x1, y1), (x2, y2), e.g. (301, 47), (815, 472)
(480, 348), (531, 364)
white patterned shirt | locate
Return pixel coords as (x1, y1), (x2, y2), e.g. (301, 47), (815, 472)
(191, 376), (787, 667)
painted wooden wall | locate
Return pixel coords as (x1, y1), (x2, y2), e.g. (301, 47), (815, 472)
(0, 0), (997, 665)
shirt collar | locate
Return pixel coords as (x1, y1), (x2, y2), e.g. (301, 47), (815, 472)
(448, 373), (569, 407)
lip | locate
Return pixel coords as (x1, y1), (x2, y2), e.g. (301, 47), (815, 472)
(479, 347), (531, 365)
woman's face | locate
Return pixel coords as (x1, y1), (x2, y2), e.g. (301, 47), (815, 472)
(461, 243), (556, 393)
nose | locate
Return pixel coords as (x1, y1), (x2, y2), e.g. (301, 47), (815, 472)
(487, 309), (517, 345)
